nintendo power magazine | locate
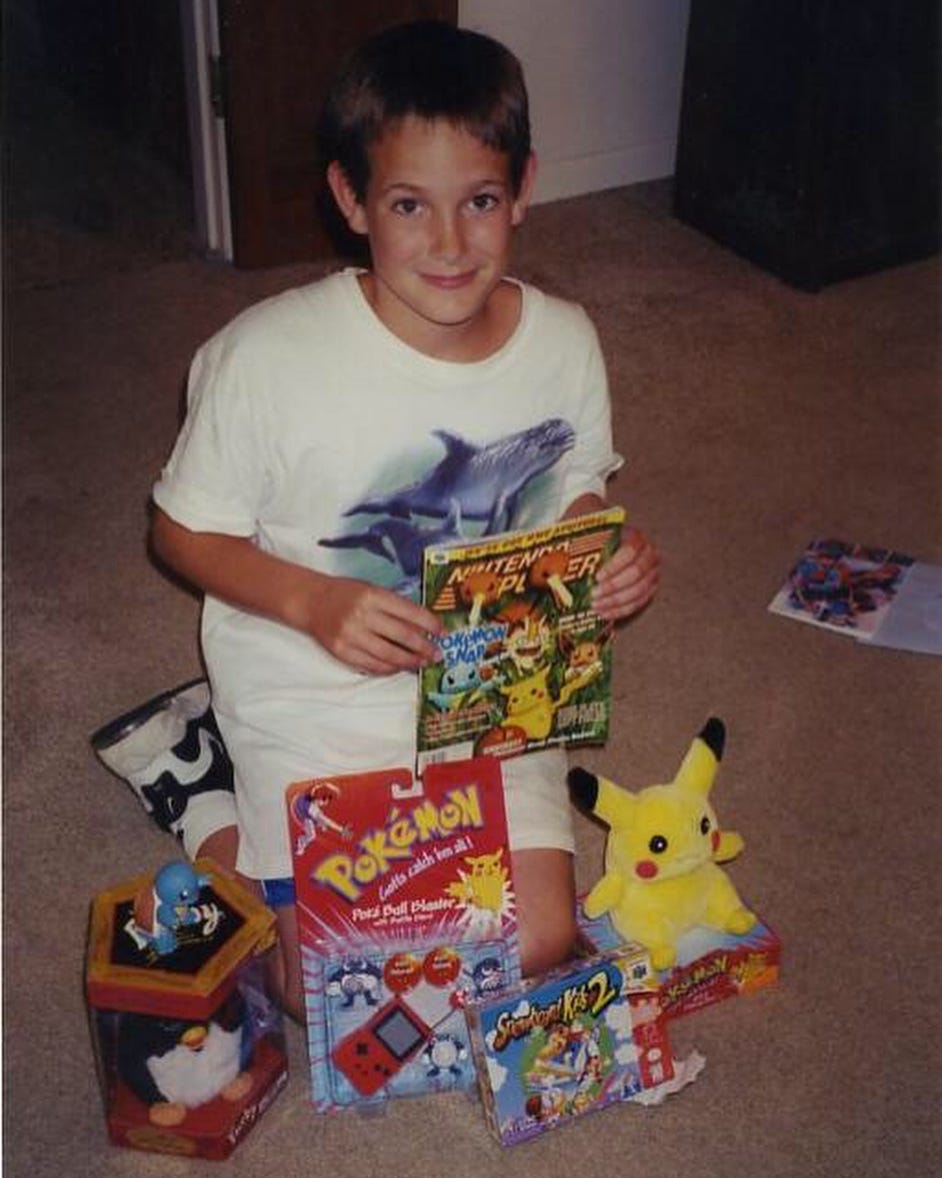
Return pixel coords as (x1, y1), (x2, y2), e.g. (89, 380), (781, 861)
(417, 508), (625, 770)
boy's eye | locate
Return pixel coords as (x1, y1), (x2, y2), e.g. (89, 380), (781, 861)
(468, 192), (500, 213)
(391, 197), (423, 216)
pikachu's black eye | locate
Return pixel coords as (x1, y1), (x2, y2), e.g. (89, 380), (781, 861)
(700, 815), (711, 836)
(649, 835), (668, 854)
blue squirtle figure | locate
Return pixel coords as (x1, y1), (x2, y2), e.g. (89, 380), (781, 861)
(134, 861), (210, 956)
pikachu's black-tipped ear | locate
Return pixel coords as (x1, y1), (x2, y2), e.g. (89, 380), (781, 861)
(699, 717), (725, 762)
(567, 767), (599, 812)
(675, 718), (726, 798)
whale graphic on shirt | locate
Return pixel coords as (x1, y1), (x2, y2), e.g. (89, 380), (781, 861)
(343, 418), (575, 534)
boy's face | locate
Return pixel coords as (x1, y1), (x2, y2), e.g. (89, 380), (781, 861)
(328, 116), (535, 359)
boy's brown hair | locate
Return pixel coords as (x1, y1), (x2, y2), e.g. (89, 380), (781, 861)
(318, 20), (531, 201)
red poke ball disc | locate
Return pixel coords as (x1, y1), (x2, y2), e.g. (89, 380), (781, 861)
(423, 946), (461, 987)
(384, 952), (423, 993)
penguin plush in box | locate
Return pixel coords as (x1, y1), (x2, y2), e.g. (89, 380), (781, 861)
(86, 859), (287, 1160)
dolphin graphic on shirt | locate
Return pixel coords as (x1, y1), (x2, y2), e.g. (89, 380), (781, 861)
(344, 418), (575, 534)
(319, 501), (465, 595)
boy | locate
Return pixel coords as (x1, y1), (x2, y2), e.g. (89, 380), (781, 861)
(96, 21), (659, 1021)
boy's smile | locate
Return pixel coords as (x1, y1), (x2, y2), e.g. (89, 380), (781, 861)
(328, 117), (535, 361)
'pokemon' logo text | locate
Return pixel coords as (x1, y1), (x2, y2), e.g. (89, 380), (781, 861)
(490, 968), (620, 1052)
(312, 786), (485, 903)
(662, 952), (729, 1007)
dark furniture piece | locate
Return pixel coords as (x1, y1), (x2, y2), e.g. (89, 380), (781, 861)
(217, 0), (457, 267)
(673, 1), (941, 290)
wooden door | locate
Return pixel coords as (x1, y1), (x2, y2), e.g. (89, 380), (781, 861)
(217, 0), (458, 268)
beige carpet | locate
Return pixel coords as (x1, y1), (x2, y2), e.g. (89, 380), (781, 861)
(4, 76), (941, 1177)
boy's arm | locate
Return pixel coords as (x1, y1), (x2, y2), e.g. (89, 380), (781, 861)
(561, 493), (660, 622)
(150, 508), (442, 675)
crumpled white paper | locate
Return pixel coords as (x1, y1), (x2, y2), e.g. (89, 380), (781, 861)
(630, 1050), (707, 1106)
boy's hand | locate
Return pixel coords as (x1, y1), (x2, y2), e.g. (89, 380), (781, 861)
(150, 511), (441, 675)
(591, 526), (660, 621)
(304, 577), (443, 676)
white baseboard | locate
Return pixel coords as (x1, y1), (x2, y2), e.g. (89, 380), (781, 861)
(532, 139), (678, 205)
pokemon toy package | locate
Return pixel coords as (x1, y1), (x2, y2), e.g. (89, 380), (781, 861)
(417, 509), (624, 772)
(466, 946), (678, 1146)
(287, 758), (520, 1111)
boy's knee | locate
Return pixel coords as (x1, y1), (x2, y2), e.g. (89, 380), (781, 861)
(269, 964), (306, 1026)
(272, 951), (306, 1026)
(512, 847), (577, 977)
(193, 837), (306, 1025)
(520, 907), (577, 977)
(269, 904), (306, 1025)
(195, 824), (240, 872)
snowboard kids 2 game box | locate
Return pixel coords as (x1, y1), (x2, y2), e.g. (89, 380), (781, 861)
(287, 758), (520, 1110)
(417, 508), (625, 771)
(466, 945), (674, 1146)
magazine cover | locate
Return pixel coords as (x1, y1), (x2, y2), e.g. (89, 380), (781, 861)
(767, 537), (915, 639)
(418, 508), (625, 770)
(287, 758), (520, 1111)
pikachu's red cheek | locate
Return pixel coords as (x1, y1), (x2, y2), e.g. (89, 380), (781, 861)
(712, 830), (720, 852)
(635, 861), (658, 879)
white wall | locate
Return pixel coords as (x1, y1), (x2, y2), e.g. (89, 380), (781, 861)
(459, 0), (691, 203)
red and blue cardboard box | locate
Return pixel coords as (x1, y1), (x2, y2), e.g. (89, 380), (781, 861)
(578, 905), (781, 1019)
(86, 858), (288, 1160)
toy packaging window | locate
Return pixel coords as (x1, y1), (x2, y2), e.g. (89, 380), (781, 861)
(86, 859), (288, 1160)
(287, 758), (520, 1110)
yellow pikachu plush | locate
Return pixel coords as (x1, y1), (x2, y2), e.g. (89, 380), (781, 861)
(569, 718), (756, 970)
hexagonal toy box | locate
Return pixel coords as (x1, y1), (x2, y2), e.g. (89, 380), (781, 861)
(86, 858), (288, 1160)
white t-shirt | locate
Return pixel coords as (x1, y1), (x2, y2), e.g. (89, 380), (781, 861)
(153, 270), (621, 877)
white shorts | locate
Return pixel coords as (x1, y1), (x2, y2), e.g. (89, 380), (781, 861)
(211, 707), (574, 880)
(500, 748), (575, 855)
(257, 748), (575, 904)
(209, 664), (575, 877)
